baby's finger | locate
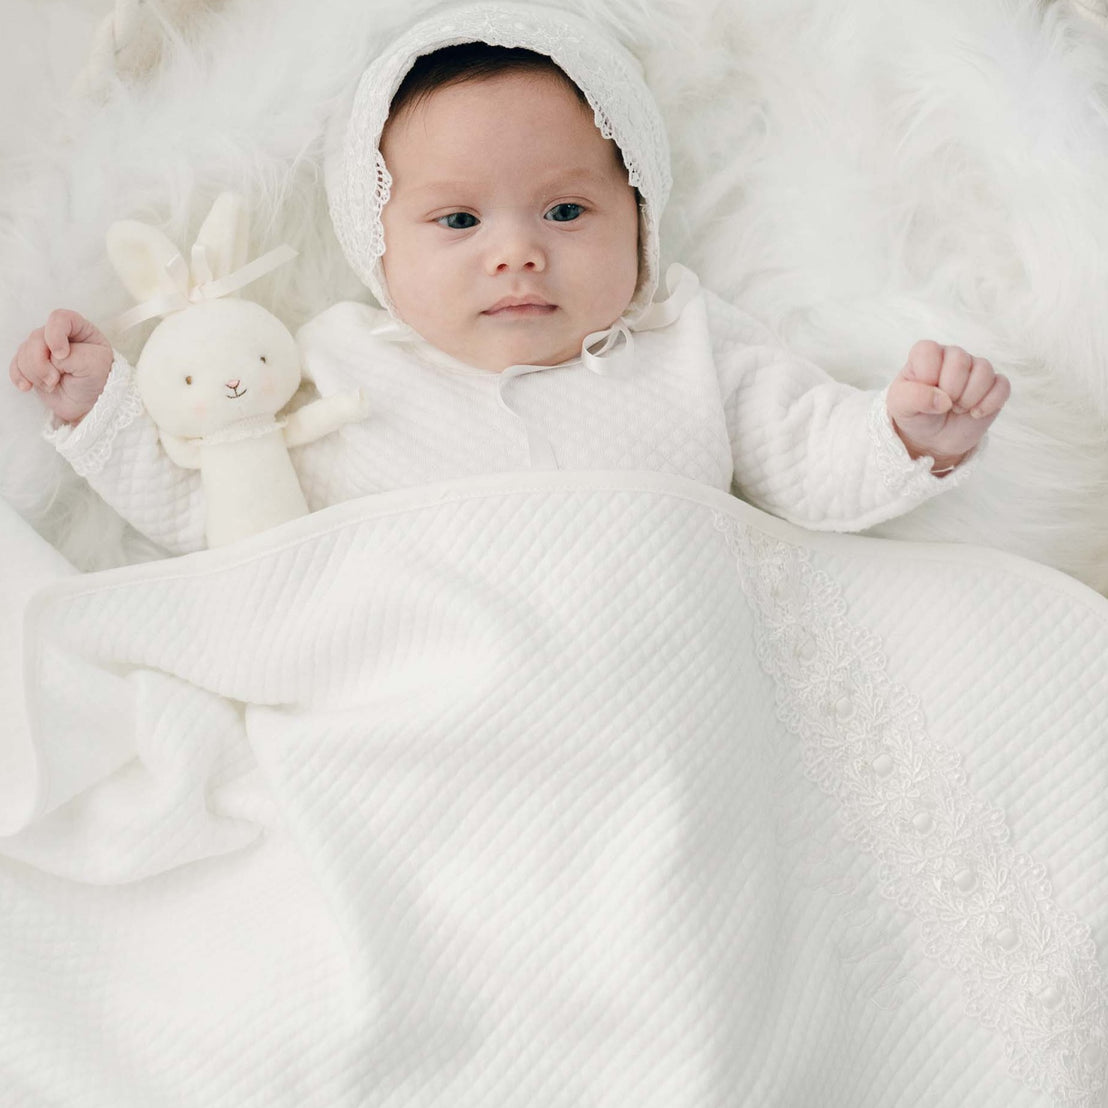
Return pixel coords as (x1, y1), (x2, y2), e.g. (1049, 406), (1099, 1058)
(58, 343), (111, 382)
(43, 309), (103, 361)
(957, 356), (997, 414)
(15, 334), (60, 390)
(9, 355), (33, 392)
(969, 373), (1011, 419)
(903, 340), (944, 387)
(937, 345), (974, 410)
(887, 376), (952, 420)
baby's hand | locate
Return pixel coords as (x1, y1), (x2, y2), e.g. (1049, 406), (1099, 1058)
(886, 340), (1010, 472)
(9, 310), (114, 425)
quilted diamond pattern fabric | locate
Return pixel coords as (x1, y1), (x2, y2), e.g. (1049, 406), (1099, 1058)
(44, 275), (972, 556)
(1, 471), (1105, 1107)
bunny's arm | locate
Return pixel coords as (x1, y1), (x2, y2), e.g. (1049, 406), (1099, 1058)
(282, 390), (369, 448)
(159, 432), (202, 469)
(44, 356), (208, 554)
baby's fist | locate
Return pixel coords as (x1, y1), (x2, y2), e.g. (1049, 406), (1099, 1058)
(886, 340), (1010, 472)
(9, 309), (113, 425)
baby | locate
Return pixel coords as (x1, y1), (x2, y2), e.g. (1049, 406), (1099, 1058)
(8, 3), (1009, 554)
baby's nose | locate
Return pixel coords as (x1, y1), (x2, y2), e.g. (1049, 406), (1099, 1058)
(496, 259), (541, 274)
(487, 223), (546, 274)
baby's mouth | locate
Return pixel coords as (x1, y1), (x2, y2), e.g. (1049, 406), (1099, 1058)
(482, 297), (556, 316)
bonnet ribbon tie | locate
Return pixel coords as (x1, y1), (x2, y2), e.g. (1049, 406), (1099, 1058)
(110, 243), (299, 334)
(495, 362), (561, 468)
(580, 263), (701, 377)
(497, 263), (702, 468)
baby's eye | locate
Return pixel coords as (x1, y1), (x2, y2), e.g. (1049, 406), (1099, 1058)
(544, 203), (585, 223)
(437, 212), (479, 230)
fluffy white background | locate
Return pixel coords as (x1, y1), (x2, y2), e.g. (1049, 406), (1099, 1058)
(2, 0), (1107, 587)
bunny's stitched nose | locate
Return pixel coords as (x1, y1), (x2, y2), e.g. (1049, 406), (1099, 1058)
(225, 379), (247, 399)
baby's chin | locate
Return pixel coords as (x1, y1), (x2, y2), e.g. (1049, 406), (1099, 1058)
(452, 333), (586, 373)
(405, 309), (617, 371)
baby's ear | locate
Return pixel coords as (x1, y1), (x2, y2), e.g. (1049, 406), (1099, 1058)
(105, 220), (182, 303)
(193, 192), (250, 281)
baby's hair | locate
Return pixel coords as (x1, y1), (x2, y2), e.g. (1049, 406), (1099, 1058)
(388, 43), (589, 120)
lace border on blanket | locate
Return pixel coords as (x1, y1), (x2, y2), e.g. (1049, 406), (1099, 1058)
(715, 512), (1108, 1107)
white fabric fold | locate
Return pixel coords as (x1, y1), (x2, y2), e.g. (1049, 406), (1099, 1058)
(0, 500), (84, 834)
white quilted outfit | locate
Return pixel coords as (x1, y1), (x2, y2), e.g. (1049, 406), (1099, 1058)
(45, 2), (974, 555)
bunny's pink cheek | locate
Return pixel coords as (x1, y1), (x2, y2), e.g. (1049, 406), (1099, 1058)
(192, 402), (208, 419)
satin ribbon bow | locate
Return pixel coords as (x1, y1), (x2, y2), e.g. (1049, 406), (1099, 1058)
(110, 243), (299, 334)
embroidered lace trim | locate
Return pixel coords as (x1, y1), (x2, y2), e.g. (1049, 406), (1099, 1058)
(42, 356), (145, 478)
(716, 513), (1108, 1106)
(867, 389), (981, 495)
(327, 2), (671, 319)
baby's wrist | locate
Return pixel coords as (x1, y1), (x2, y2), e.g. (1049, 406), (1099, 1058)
(892, 423), (966, 474)
(927, 457), (964, 477)
(914, 448), (966, 474)
(53, 399), (94, 427)
(44, 387), (106, 428)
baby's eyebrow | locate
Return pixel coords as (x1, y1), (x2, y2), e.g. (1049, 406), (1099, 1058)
(536, 168), (612, 190)
(404, 168), (612, 197)
(402, 180), (474, 197)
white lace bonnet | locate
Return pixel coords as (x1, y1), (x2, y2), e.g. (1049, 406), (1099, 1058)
(326, 1), (672, 322)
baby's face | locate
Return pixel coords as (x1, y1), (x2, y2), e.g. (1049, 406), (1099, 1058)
(380, 70), (640, 371)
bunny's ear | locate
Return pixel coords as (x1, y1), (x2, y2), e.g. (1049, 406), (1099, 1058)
(105, 220), (182, 303)
(192, 191), (250, 282)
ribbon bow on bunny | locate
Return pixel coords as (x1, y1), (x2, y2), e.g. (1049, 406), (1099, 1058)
(110, 242), (299, 334)
(108, 192), (299, 334)
(105, 191), (369, 548)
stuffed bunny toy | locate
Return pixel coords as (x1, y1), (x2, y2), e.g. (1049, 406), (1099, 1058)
(106, 192), (368, 547)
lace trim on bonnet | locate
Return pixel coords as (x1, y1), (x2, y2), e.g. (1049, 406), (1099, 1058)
(326, 1), (672, 324)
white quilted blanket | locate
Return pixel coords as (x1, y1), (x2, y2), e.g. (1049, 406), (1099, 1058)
(2, 471), (1106, 1107)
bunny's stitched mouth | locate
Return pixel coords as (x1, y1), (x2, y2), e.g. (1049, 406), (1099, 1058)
(225, 385), (248, 400)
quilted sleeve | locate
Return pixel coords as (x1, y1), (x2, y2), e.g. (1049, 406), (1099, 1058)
(43, 355), (206, 554)
(705, 290), (979, 532)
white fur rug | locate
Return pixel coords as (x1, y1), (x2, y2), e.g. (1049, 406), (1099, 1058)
(2, 0), (1107, 588)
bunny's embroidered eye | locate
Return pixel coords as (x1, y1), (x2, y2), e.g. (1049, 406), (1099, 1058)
(259, 355), (267, 364)
(185, 376), (193, 385)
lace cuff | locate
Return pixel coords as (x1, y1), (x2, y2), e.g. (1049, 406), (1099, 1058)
(867, 388), (983, 498)
(43, 356), (145, 478)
